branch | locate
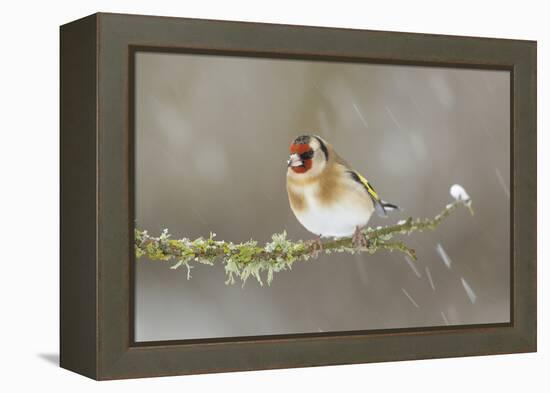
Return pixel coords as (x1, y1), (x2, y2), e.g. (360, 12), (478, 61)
(135, 185), (473, 286)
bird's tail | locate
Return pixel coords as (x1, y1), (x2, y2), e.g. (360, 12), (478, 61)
(375, 200), (401, 217)
(381, 200), (400, 212)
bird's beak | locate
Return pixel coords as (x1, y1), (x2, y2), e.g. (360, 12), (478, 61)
(287, 153), (303, 168)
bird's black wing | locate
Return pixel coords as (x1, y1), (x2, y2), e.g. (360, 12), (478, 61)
(348, 170), (399, 217)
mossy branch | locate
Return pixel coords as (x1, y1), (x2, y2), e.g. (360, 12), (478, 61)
(135, 186), (473, 286)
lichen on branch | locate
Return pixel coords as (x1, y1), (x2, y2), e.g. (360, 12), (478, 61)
(135, 185), (473, 286)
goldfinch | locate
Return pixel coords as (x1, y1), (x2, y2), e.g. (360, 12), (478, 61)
(286, 134), (399, 249)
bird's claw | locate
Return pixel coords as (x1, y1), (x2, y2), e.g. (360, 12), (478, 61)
(307, 237), (324, 259)
(352, 227), (369, 250)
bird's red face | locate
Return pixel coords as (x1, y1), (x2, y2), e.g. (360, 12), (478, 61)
(288, 142), (314, 174)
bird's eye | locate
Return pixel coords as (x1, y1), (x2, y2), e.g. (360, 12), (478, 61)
(300, 149), (314, 161)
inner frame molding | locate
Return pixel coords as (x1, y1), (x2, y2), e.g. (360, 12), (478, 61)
(128, 46), (514, 345)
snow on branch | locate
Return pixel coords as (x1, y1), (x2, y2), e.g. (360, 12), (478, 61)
(135, 185), (473, 286)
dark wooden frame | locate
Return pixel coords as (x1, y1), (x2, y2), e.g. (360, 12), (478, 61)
(60, 12), (537, 380)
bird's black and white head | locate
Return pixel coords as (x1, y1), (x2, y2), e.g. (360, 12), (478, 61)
(287, 134), (329, 178)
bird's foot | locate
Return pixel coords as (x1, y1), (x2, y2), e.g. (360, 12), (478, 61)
(352, 227), (369, 250)
(307, 236), (324, 259)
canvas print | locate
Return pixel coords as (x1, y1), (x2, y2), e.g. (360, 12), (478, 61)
(133, 51), (510, 342)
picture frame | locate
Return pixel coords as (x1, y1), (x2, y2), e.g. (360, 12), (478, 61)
(60, 12), (536, 380)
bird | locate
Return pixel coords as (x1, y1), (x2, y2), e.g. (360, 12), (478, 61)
(286, 134), (399, 253)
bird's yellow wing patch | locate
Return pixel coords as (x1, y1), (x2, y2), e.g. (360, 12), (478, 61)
(353, 171), (380, 201)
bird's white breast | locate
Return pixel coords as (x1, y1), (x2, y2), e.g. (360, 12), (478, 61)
(291, 183), (374, 238)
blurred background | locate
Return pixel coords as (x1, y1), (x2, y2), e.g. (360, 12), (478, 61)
(134, 52), (510, 342)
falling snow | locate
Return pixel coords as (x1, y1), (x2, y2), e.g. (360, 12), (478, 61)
(461, 277), (477, 304)
(401, 288), (420, 308)
(425, 266), (436, 291)
(404, 255), (422, 278)
(352, 103), (369, 129)
(495, 168), (510, 199)
(385, 106), (403, 130)
(436, 243), (452, 269)
(441, 311), (450, 325)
